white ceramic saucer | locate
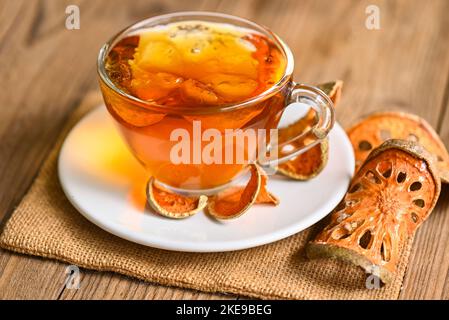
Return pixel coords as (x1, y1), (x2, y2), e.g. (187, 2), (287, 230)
(58, 105), (354, 252)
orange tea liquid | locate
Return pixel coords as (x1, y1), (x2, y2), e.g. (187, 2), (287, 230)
(102, 21), (287, 190)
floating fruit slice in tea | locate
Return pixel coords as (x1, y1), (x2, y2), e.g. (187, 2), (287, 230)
(256, 172), (280, 205)
(147, 177), (208, 219)
(208, 164), (262, 219)
(200, 74), (259, 101)
(107, 102), (166, 128)
(180, 79), (220, 104)
(182, 96), (271, 132)
(130, 68), (183, 102)
(347, 111), (449, 183)
(275, 81), (342, 180)
(101, 84), (166, 127)
(307, 139), (441, 283)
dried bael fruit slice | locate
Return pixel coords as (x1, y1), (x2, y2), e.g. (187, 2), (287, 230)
(277, 80), (343, 141)
(307, 139), (441, 283)
(256, 173), (280, 205)
(277, 139), (329, 180)
(183, 103), (266, 132)
(347, 111), (449, 183)
(208, 164), (262, 219)
(318, 80), (343, 106)
(275, 80), (342, 180)
(101, 84), (166, 127)
(147, 177), (208, 219)
(108, 102), (166, 127)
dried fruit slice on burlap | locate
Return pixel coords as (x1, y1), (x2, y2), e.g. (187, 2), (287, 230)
(307, 139), (441, 283)
(347, 111), (449, 183)
(275, 80), (342, 180)
(208, 164), (263, 219)
(147, 177), (208, 219)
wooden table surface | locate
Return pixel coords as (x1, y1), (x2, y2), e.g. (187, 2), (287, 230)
(1, 0), (449, 300)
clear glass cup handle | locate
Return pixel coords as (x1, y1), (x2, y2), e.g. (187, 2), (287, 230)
(259, 83), (335, 167)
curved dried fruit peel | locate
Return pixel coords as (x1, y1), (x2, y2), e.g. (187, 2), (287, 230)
(278, 80), (343, 142)
(256, 173), (280, 205)
(147, 177), (207, 219)
(318, 80), (343, 106)
(277, 138), (329, 180)
(307, 139), (441, 283)
(208, 164), (262, 219)
(347, 111), (449, 183)
(275, 80), (341, 180)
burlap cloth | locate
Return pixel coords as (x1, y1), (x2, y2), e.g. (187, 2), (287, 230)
(0, 92), (412, 299)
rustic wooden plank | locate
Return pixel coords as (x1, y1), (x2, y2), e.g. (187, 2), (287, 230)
(250, 0), (449, 301)
(59, 269), (234, 300)
(0, 0), (237, 300)
(54, 0), (285, 300)
(396, 0), (449, 298)
(0, 250), (67, 299)
(400, 187), (449, 299)
(400, 92), (449, 299)
(0, 0), (199, 222)
(55, 0), (240, 300)
(1, 0), (449, 300)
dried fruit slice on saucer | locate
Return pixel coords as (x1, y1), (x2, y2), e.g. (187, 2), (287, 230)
(275, 80), (342, 180)
(277, 139), (329, 180)
(347, 111), (449, 183)
(147, 177), (208, 219)
(277, 81), (343, 141)
(256, 173), (280, 205)
(307, 139), (441, 283)
(208, 164), (263, 219)
(318, 80), (343, 106)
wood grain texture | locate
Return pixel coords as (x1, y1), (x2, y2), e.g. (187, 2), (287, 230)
(1, 0), (449, 299)
(400, 95), (449, 300)
(439, 102), (449, 300)
(59, 270), (234, 300)
(0, 251), (67, 300)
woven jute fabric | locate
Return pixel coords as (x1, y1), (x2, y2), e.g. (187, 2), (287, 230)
(0, 92), (412, 299)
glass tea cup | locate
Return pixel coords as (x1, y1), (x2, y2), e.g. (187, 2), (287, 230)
(97, 12), (334, 194)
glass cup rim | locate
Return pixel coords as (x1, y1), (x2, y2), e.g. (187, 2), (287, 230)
(97, 11), (295, 114)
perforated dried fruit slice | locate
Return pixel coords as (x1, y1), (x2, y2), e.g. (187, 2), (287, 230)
(256, 173), (280, 205)
(307, 139), (441, 283)
(147, 177), (208, 219)
(208, 164), (262, 219)
(347, 111), (449, 183)
(275, 81), (342, 180)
